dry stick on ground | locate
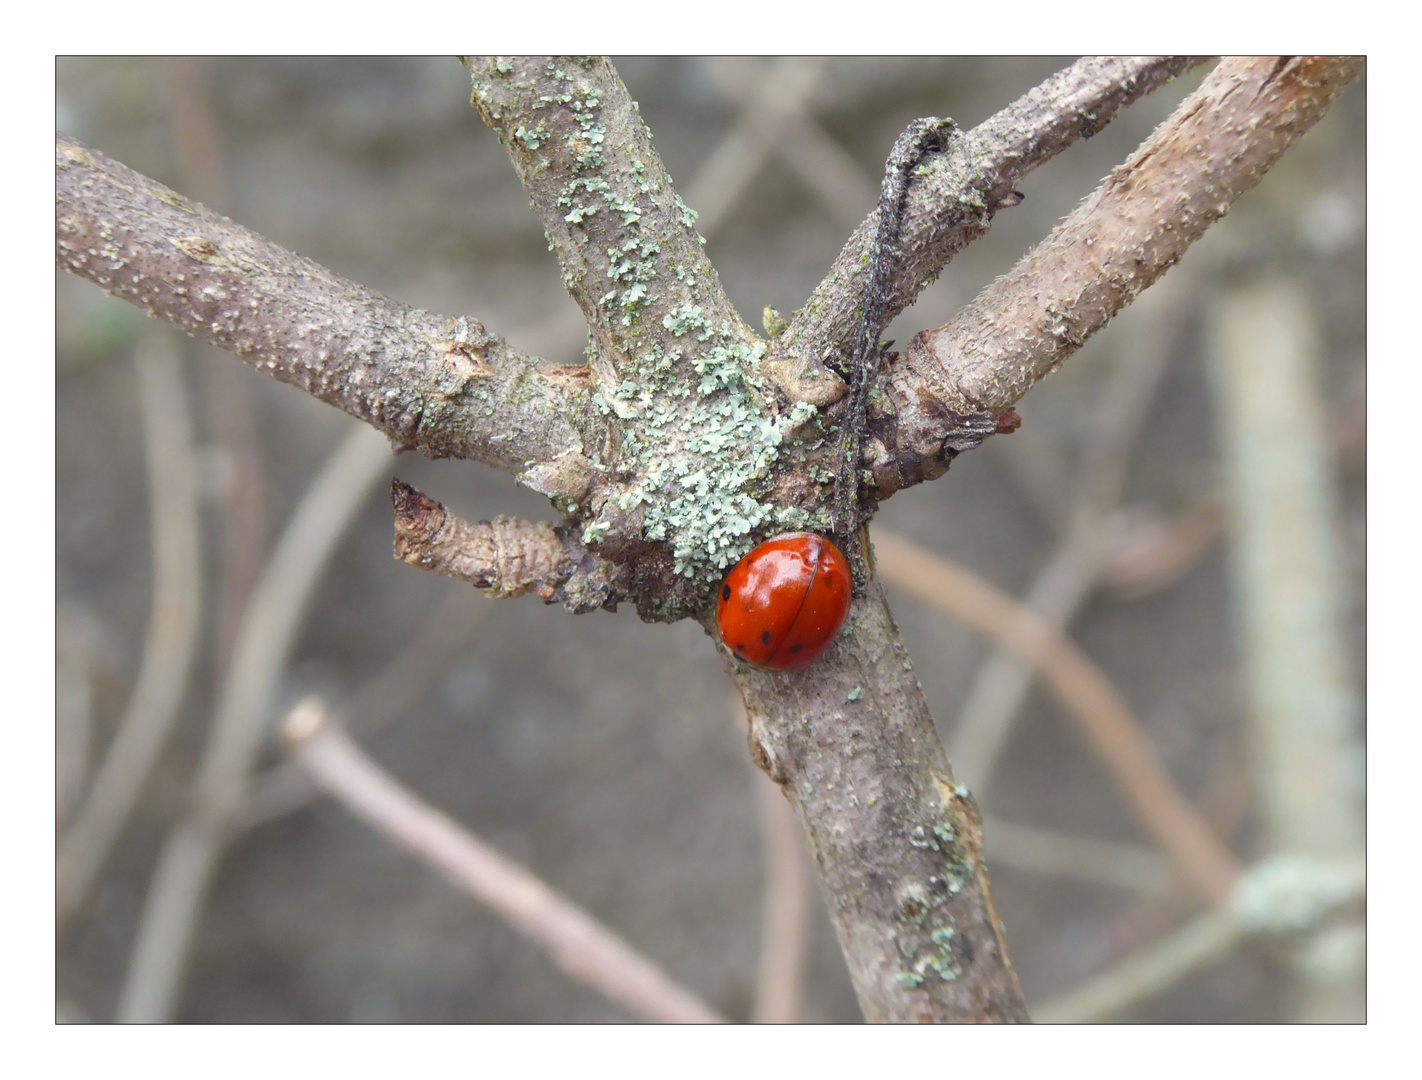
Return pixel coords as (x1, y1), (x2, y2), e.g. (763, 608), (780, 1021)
(117, 426), (391, 1023)
(57, 337), (202, 927)
(58, 56), (1359, 1024)
(949, 280), (1194, 795)
(280, 699), (726, 1024)
(872, 528), (1243, 904)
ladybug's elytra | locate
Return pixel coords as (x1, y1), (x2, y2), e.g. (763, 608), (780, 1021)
(716, 533), (852, 671)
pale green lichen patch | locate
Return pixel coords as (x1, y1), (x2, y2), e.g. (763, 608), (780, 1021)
(470, 58), (834, 598)
(589, 305), (827, 580)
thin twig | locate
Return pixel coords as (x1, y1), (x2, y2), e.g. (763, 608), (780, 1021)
(739, 692), (811, 1025)
(1034, 908), (1243, 1023)
(236, 588), (481, 831)
(949, 280), (1193, 795)
(162, 57), (270, 676)
(773, 56), (1204, 405)
(893, 56), (1365, 432)
(1210, 278), (1365, 1021)
(280, 700), (726, 1024)
(57, 336), (202, 926)
(1033, 854), (1365, 1022)
(691, 57), (876, 235)
(55, 622), (94, 833)
(872, 528), (1243, 904)
(981, 817), (1169, 895)
(116, 425), (391, 1023)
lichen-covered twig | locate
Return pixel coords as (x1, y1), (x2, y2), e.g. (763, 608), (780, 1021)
(280, 700), (726, 1024)
(887, 56), (1365, 480)
(872, 528), (1243, 904)
(57, 337), (202, 925)
(1034, 853), (1365, 1022)
(464, 57), (764, 408)
(771, 56), (1204, 407)
(733, 574), (1030, 1023)
(1210, 279), (1365, 1021)
(55, 133), (587, 473)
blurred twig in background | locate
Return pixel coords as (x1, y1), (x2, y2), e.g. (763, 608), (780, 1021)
(117, 426), (390, 1022)
(1210, 277), (1365, 1022)
(737, 691), (812, 1025)
(281, 699), (726, 1024)
(57, 336), (201, 927)
(949, 280), (1194, 796)
(874, 527), (1243, 904)
(162, 57), (270, 676)
(1034, 853), (1365, 1022)
(237, 588), (482, 830)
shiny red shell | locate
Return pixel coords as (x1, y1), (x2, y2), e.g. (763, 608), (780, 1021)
(716, 533), (852, 671)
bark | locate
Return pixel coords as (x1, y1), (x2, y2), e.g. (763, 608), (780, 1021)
(390, 480), (616, 613)
(55, 133), (588, 473)
(886, 56), (1365, 478)
(767, 56), (1206, 407)
(731, 563), (1028, 1022)
(55, 56), (1362, 1024)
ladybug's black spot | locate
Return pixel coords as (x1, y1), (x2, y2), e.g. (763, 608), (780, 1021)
(789, 643), (804, 653)
(822, 576), (832, 588)
(736, 643), (747, 653)
(722, 585), (731, 602)
(760, 630), (772, 646)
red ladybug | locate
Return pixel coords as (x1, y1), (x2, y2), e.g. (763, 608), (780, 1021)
(716, 533), (852, 671)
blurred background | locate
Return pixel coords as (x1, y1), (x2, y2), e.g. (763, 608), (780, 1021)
(56, 57), (1365, 1023)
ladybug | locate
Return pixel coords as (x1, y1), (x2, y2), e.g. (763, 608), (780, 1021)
(716, 533), (852, 671)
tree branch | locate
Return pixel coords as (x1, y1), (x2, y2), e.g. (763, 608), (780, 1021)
(389, 479), (617, 613)
(883, 56), (1365, 483)
(55, 133), (588, 475)
(730, 573), (1029, 1023)
(463, 57), (763, 406)
(872, 528), (1243, 904)
(769, 56), (1204, 406)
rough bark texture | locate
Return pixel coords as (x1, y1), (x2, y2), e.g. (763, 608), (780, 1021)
(766, 56), (1206, 407)
(55, 133), (589, 472)
(731, 556), (1028, 1023)
(390, 480), (617, 614)
(56, 55), (1361, 1024)
(891, 56), (1365, 461)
